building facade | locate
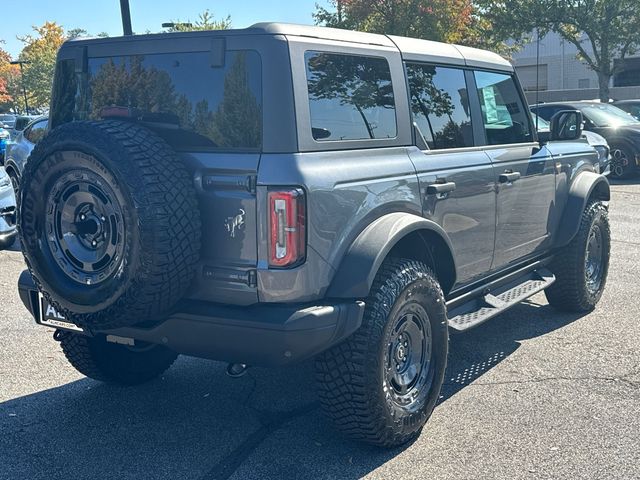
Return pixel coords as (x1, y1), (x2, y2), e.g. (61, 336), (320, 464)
(511, 31), (640, 102)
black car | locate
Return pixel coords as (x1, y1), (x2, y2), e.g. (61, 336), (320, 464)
(531, 101), (640, 178)
(613, 100), (640, 121)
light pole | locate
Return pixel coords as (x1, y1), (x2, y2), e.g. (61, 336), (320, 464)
(120, 0), (133, 35)
(9, 60), (30, 115)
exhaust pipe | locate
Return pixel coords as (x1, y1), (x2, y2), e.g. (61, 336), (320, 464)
(226, 363), (249, 378)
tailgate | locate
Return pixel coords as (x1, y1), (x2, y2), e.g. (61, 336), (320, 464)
(182, 152), (260, 305)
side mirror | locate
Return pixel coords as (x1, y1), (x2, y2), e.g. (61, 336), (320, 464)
(312, 127), (331, 140)
(550, 110), (583, 141)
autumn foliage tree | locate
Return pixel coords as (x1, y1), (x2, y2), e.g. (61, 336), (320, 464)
(315, 0), (477, 44)
(17, 22), (66, 110)
(0, 45), (21, 112)
(313, 0), (520, 55)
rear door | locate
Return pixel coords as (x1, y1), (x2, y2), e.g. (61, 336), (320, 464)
(473, 70), (556, 269)
(406, 63), (496, 285)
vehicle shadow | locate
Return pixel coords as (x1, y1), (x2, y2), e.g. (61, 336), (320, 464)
(0, 299), (586, 480)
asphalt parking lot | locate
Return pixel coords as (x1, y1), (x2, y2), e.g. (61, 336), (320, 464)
(1, 180), (639, 480)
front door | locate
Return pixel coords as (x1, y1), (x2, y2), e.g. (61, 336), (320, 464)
(473, 70), (556, 269)
(406, 63), (496, 285)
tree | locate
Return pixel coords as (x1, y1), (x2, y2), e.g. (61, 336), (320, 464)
(314, 0), (475, 44)
(312, 0), (519, 54)
(0, 45), (21, 112)
(163, 9), (231, 32)
(479, 0), (640, 102)
(17, 22), (66, 110)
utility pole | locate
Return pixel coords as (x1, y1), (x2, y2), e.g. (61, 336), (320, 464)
(120, 0), (133, 35)
(9, 60), (30, 115)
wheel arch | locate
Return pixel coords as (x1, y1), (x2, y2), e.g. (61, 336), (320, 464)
(4, 161), (19, 181)
(555, 171), (610, 247)
(326, 212), (457, 298)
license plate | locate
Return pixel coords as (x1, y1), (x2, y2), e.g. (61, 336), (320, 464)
(38, 294), (83, 332)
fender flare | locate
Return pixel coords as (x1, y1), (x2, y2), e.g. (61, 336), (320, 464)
(555, 171), (610, 247)
(326, 212), (457, 298)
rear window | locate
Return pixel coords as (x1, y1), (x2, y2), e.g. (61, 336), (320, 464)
(304, 51), (396, 141)
(50, 50), (262, 151)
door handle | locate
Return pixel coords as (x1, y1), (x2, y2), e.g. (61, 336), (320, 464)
(499, 171), (521, 183)
(427, 181), (456, 195)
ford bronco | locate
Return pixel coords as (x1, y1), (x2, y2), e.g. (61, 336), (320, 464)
(17, 23), (610, 447)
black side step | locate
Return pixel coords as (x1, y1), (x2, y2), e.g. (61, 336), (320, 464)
(447, 268), (555, 332)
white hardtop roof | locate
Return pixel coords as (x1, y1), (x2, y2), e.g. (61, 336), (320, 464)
(389, 35), (512, 71)
(251, 23), (512, 71)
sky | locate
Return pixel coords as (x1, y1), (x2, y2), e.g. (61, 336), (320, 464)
(1, 0), (330, 57)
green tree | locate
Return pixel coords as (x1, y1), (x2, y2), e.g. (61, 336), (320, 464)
(479, 0), (640, 102)
(163, 9), (231, 32)
(209, 52), (261, 148)
(313, 0), (509, 50)
(17, 22), (66, 110)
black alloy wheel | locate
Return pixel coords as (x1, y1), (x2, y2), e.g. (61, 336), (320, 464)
(46, 169), (125, 286)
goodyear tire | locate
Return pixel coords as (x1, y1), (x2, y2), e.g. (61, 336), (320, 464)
(315, 258), (448, 447)
(58, 331), (178, 385)
(19, 121), (201, 330)
(545, 201), (610, 312)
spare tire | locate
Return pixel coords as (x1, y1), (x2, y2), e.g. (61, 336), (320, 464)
(19, 120), (201, 330)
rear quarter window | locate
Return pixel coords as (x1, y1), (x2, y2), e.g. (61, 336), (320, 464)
(304, 51), (397, 141)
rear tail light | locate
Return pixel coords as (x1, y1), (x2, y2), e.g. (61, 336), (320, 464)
(268, 188), (306, 267)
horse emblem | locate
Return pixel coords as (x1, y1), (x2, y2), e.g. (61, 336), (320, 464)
(225, 208), (245, 238)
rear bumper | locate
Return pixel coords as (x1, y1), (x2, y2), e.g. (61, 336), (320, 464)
(18, 270), (365, 367)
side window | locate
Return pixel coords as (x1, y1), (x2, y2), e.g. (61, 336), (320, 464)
(474, 71), (533, 145)
(406, 64), (473, 149)
(532, 106), (558, 121)
(25, 120), (48, 144)
(305, 51), (396, 141)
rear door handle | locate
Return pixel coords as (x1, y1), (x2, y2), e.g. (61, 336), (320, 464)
(427, 181), (456, 195)
(499, 171), (521, 183)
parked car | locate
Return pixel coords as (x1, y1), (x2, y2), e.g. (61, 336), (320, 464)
(0, 114), (16, 129)
(8, 115), (37, 140)
(17, 23), (610, 447)
(0, 168), (17, 249)
(4, 116), (48, 194)
(0, 127), (10, 163)
(532, 111), (610, 175)
(531, 101), (640, 178)
(613, 99), (640, 121)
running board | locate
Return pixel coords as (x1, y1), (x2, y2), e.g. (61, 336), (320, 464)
(447, 268), (555, 332)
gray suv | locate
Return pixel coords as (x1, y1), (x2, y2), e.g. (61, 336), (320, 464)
(17, 23), (610, 447)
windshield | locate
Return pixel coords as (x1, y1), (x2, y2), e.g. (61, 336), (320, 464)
(579, 104), (640, 127)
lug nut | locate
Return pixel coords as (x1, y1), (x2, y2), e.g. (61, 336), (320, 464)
(92, 240), (97, 247)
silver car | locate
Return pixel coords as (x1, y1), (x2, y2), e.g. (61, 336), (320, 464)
(4, 116), (48, 195)
(0, 168), (17, 249)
